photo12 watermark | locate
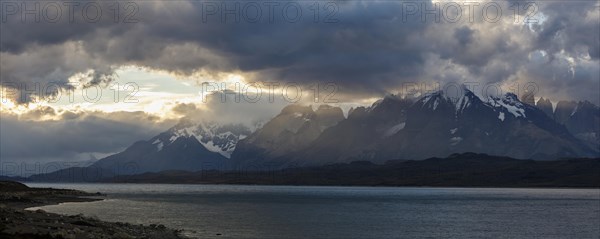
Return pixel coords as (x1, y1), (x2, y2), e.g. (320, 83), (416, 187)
(194, 1), (340, 23)
(398, 1), (540, 24)
(0, 1), (139, 23)
(200, 81), (340, 104)
(0, 1), (343, 24)
(398, 81), (540, 103)
(0, 81), (140, 104)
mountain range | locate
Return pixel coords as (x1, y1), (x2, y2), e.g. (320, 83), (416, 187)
(28, 88), (600, 180)
(233, 89), (597, 169)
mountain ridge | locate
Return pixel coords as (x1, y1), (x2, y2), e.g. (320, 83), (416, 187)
(275, 89), (597, 168)
(25, 91), (600, 179)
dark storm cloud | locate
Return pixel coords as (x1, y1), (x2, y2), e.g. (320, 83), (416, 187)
(454, 26), (474, 47)
(0, 110), (177, 163)
(0, 0), (598, 102)
(516, 1), (600, 103)
(532, 1), (600, 59)
(1, 0), (432, 102)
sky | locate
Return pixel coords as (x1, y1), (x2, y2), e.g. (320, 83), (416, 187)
(0, 0), (599, 172)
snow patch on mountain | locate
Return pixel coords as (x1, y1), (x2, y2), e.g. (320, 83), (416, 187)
(488, 93), (527, 118)
(450, 137), (463, 146)
(419, 89), (479, 114)
(496, 93), (527, 118)
(454, 94), (472, 115)
(384, 122), (406, 137)
(433, 98), (440, 110)
(152, 139), (164, 151)
(153, 120), (254, 158)
(202, 140), (229, 157)
(570, 104), (579, 116)
(419, 91), (442, 109)
(500, 101), (526, 117)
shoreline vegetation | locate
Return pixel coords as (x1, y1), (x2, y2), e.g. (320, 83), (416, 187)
(27, 153), (600, 188)
(0, 181), (186, 239)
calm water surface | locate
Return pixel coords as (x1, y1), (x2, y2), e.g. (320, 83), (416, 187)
(25, 183), (600, 239)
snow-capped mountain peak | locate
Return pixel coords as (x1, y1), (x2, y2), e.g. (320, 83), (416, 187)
(487, 93), (527, 119)
(419, 91), (445, 110)
(417, 88), (481, 115)
(414, 89), (535, 121)
(151, 119), (254, 158)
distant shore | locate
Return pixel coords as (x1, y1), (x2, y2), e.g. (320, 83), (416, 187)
(26, 153), (600, 188)
(103, 155), (600, 188)
(0, 181), (185, 238)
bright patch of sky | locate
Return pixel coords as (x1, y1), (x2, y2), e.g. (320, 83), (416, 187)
(44, 67), (202, 114)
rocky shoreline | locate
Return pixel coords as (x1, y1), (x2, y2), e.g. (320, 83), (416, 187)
(0, 181), (186, 239)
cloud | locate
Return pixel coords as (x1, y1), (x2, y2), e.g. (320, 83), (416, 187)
(0, 109), (177, 166)
(169, 89), (289, 127)
(1, 0), (598, 104)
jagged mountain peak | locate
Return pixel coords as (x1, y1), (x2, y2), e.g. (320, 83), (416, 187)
(316, 104), (343, 115)
(240, 103), (342, 143)
(451, 89), (483, 115)
(315, 105), (345, 129)
(486, 93), (527, 119)
(369, 94), (413, 116)
(415, 87), (484, 114)
(576, 100), (600, 111)
(152, 118), (253, 159)
(504, 92), (520, 102)
(536, 97), (553, 108)
(348, 106), (368, 119)
(485, 92), (524, 107)
(555, 100), (579, 123)
(420, 90), (444, 99)
(231, 103), (346, 164)
(417, 90), (448, 111)
(317, 104), (335, 111)
(372, 94), (401, 107)
(536, 97), (554, 117)
(284, 89), (597, 167)
(280, 104), (314, 116)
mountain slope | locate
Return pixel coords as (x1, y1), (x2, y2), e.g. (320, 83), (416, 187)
(231, 104), (344, 168)
(29, 119), (256, 181)
(272, 95), (414, 166)
(90, 119), (256, 173)
(536, 97), (554, 118)
(556, 101), (600, 150)
(91, 135), (227, 173)
(286, 89), (596, 167)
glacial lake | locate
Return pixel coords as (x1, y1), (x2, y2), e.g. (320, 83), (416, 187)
(25, 183), (600, 239)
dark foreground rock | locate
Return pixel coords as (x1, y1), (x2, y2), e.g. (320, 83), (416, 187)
(0, 181), (185, 239)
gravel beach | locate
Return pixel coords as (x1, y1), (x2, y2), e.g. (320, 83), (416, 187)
(0, 181), (186, 239)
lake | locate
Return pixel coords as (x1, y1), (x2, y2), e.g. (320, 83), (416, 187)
(25, 183), (600, 239)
